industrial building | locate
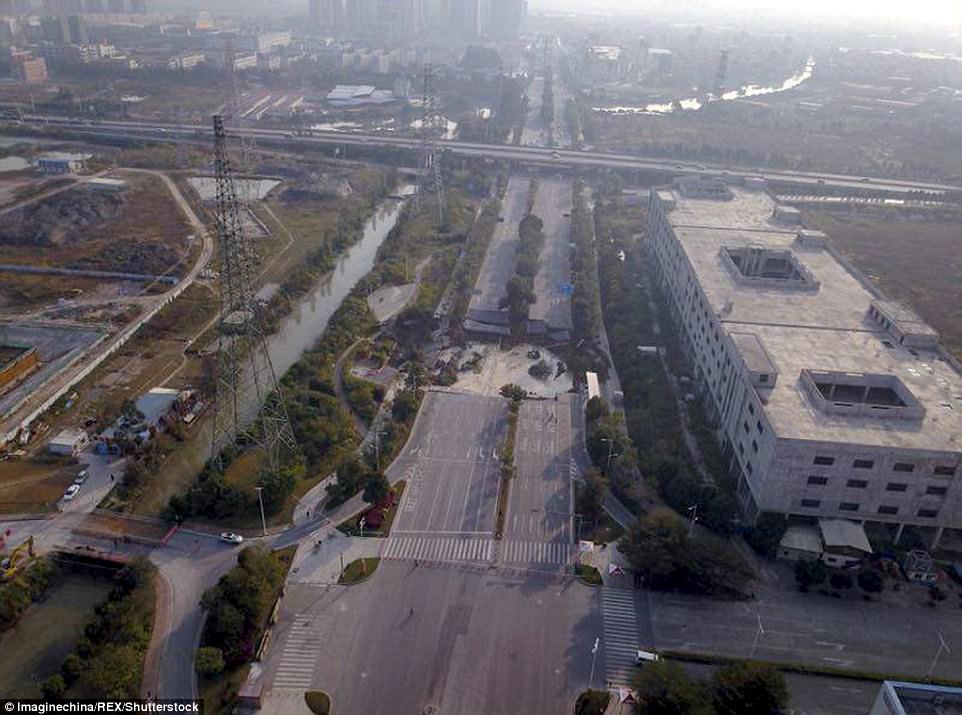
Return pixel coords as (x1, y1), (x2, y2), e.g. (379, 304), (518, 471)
(648, 177), (962, 547)
(35, 151), (90, 174)
(870, 681), (962, 715)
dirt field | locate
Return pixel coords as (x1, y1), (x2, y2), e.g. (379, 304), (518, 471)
(807, 212), (962, 359)
(0, 173), (192, 309)
(0, 458), (77, 514)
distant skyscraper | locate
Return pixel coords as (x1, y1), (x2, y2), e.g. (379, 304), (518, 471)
(309, 0), (342, 34)
(128, 0), (144, 13)
(106, 0), (124, 11)
(66, 13), (86, 41)
(486, 0), (523, 38)
(83, 0), (104, 12)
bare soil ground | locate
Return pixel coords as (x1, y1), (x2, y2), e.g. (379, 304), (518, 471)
(0, 458), (76, 514)
(0, 174), (190, 270)
(806, 211), (962, 359)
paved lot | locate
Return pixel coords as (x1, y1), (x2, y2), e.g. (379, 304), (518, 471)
(502, 396), (577, 571)
(265, 562), (601, 715)
(636, 577), (962, 680)
(528, 177), (573, 334)
(466, 176), (530, 317)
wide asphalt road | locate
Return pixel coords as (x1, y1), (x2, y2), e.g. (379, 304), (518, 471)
(466, 176), (530, 317)
(382, 390), (506, 565)
(268, 563), (601, 715)
(529, 177), (574, 334)
(501, 395), (577, 571)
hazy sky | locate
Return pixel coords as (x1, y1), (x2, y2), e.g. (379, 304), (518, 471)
(530, 0), (962, 27)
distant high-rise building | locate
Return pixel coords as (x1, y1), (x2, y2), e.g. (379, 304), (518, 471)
(66, 13), (86, 41)
(486, 0), (523, 38)
(128, 0), (145, 13)
(106, 0), (124, 11)
(42, 0), (66, 13)
(40, 14), (69, 41)
(309, 0), (342, 34)
(83, 0), (103, 12)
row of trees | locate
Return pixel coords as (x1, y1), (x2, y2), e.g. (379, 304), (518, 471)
(41, 559), (155, 700)
(635, 659), (788, 715)
(197, 547), (288, 677)
(620, 508), (752, 598)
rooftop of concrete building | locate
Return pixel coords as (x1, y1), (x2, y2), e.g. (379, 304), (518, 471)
(653, 179), (962, 453)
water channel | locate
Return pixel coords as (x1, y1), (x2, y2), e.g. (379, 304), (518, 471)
(265, 185), (414, 380)
(593, 58), (816, 115)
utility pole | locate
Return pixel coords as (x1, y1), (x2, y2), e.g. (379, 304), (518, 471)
(927, 632), (951, 679)
(255, 485), (267, 536)
(208, 115), (298, 473)
(417, 61), (445, 225)
(600, 437), (615, 474)
(687, 503), (699, 538)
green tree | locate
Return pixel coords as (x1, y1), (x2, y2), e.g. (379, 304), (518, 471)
(391, 390), (419, 422)
(580, 469), (607, 523)
(40, 674), (65, 701)
(747, 513), (788, 559)
(830, 572), (853, 591)
(499, 383), (527, 402)
(195, 646), (226, 676)
(634, 660), (709, 715)
(362, 472), (390, 506)
(794, 558), (827, 591)
(585, 396), (609, 425)
(857, 568), (884, 595)
(710, 662), (789, 715)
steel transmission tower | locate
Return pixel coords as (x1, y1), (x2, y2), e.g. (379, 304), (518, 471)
(209, 115), (297, 473)
(417, 62), (445, 225)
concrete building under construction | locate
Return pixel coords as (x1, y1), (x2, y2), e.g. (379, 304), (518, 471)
(648, 176), (962, 548)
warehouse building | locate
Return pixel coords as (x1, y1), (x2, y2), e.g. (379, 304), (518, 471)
(648, 177), (962, 548)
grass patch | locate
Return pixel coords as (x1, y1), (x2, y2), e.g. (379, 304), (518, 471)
(495, 400), (520, 540)
(338, 557), (380, 585)
(575, 563), (603, 586)
(304, 691), (331, 715)
(575, 689), (611, 715)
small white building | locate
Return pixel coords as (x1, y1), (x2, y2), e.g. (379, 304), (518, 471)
(48, 427), (89, 456)
(870, 681), (962, 715)
(777, 518), (873, 567)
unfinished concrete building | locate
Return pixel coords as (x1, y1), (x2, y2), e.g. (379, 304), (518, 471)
(648, 177), (962, 548)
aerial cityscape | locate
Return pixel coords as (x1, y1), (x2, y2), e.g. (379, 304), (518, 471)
(0, 0), (961, 713)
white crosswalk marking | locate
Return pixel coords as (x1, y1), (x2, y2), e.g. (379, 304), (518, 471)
(602, 587), (640, 688)
(273, 617), (322, 689)
(499, 540), (570, 565)
(382, 536), (496, 564)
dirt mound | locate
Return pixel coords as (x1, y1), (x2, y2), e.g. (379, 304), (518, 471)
(0, 188), (127, 247)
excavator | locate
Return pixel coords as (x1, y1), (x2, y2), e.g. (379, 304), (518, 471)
(0, 534), (35, 581)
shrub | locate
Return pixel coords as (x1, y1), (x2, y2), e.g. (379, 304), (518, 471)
(195, 646), (226, 676)
(794, 558), (827, 590)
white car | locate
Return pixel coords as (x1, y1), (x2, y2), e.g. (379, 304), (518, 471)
(219, 532), (244, 545)
(63, 484), (81, 501)
(74, 470), (89, 485)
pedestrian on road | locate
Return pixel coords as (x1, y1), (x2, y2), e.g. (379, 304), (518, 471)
(409, 608), (414, 616)
(109, 473), (114, 482)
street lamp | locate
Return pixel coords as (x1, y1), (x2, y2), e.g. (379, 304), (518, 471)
(254, 485), (267, 537)
(749, 612), (765, 658)
(588, 637), (600, 691)
(599, 437), (615, 474)
(927, 632), (951, 679)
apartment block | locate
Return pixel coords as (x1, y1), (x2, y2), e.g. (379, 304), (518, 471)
(648, 177), (962, 547)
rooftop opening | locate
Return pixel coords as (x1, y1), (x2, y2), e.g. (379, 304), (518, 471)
(721, 246), (819, 292)
(801, 369), (925, 421)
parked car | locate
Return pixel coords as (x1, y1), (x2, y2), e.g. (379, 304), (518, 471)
(219, 532), (244, 545)
(63, 484), (81, 501)
(74, 470), (89, 485)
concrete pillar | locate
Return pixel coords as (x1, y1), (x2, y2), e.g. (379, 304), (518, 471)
(894, 522), (905, 544)
(931, 526), (944, 550)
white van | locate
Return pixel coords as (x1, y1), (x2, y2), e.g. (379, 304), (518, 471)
(635, 650), (660, 665)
